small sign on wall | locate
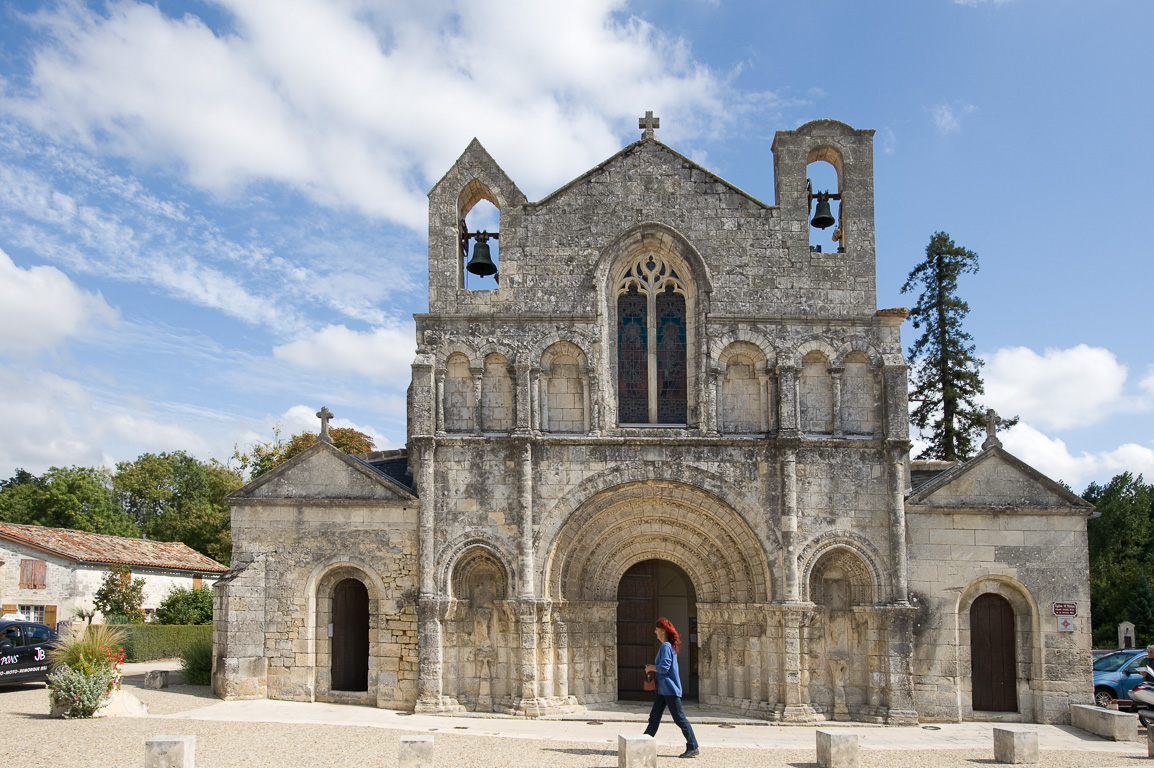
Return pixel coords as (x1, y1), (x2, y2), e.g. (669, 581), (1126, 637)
(1057, 616), (1075, 632)
(1053, 602), (1078, 617)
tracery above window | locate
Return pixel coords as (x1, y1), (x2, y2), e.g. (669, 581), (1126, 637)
(616, 254), (687, 424)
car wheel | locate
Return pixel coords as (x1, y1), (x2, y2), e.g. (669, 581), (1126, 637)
(1096, 687), (1115, 708)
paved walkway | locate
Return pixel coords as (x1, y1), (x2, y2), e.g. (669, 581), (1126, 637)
(155, 697), (1144, 754)
(121, 660), (1147, 756)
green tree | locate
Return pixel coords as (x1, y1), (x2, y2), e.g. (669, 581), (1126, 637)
(901, 231), (1009, 461)
(112, 452), (242, 565)
(1085, 473), (1154, 644)
(153, 586), (213, 625)
(93, 565), (145, 623)
(1128, 574), (1154, 646)
(0, 466), (139, 537)
(234, 426), (375, 480)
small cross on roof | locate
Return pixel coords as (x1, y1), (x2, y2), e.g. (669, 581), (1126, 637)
(317, 406), (334, 444)
(639, 111), (660, 139)
(981, 408), (1002, 451)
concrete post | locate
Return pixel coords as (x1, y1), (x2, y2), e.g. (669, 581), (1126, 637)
(992, 726), (1039, 764)
(399, 735), (434, 768)
(617, 734), (657, 768)
(145, 736), (195, 768)
(815, 729), (858, 768)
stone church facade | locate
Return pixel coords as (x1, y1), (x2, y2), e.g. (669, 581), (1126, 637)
(213, 119), (1094, 723)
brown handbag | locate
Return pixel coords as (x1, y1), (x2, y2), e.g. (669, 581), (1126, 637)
(643, 667), (656, 691)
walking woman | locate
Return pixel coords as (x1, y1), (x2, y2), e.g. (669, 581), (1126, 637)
(644, 617), (699, 758)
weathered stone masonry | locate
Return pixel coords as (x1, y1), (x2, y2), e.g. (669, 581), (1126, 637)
(214, 119), (1094, 723)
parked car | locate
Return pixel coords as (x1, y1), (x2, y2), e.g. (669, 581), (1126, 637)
(0, 619), (58, 685)
(1093, 649), (1150, 708)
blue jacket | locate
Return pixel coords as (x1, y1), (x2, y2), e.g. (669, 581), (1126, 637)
(654, 641), (682, 697)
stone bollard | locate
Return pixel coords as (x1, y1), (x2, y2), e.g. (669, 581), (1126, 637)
(618, 734), (657, 768)
(145, 735), (195, 768)
(816, 729), (858, 768)
(144, 670), (170, 689)
(992, 726), (1038, 764)
(1148, 725), (1154, 758)
(399, 735), (434, 768)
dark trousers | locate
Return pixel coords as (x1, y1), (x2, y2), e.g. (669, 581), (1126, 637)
(644, 693), (698, 749)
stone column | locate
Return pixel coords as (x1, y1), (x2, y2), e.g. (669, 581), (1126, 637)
(434, 370), (446, 435)
(513, 364), (531, 436)
(586, 367), (601, 435)
(882, 365), (910, 441)
(887, 444), (909, 604)
(530, 368), (542, 434)
(758, 368), (771, 432)
(414, 438), (456, 712)
(553, 605), (570, 701)
(539, 601), (554, 700)
(781, 604), (817, 722)
(580, 367), (592, 433)
(781, 446), (800, 602)
(830, 367), (844, 438)
(471, 367), (484, 434)
(777, 365), (800, 436)
(709, 366), (722, 435)
(517, 439), (534, 597)
(515, 599), (542, 715)
(881, 604), (919, 724)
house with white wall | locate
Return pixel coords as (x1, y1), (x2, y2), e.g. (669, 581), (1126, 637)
(0, 522), (228, 628)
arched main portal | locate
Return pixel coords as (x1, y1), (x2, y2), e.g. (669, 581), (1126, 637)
(331, 578), (369, 692)
(970, 592), (1017, 712)
(617, 560), (698, 701)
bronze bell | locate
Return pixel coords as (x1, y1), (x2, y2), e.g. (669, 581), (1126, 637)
(810, 194), (836, 229)
(466, 233), (497, 276)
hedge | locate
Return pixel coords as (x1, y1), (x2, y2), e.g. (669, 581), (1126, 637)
(117, 624), (212, 662)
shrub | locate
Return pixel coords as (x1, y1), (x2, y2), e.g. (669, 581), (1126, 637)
(47, 666), (117, 718)
(117, 624), (211, 662)
(180, 637), (213, 685)
(93, 565), (145, 623)
(46, 624), (126, 718)
(154, 586), (213, 625)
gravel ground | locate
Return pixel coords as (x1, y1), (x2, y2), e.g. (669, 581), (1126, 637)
(1, 677), (1148, 768)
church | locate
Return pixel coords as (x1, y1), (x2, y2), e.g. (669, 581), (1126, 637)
(212, 117), (1094, 724)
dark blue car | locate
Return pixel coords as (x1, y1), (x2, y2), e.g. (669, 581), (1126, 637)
(0, 620), (57, 685)
(1093, 649), (1149, 708)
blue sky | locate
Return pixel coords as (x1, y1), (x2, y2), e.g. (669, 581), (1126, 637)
(0, 0), (1151, 491)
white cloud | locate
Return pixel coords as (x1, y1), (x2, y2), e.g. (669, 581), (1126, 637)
(273, 323), (415, 384)
(1000, 422), (1154, 491)
(5, 0), (753, 228)
(0, 247), (118, 353)
(984, 345), (1149, 431)
(931, 103), (976, 135)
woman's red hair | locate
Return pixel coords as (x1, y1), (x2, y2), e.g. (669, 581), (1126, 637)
(655, 617), (681, 652)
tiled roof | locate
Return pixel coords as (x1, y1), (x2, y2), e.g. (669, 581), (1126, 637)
(0, 523), (228, 573)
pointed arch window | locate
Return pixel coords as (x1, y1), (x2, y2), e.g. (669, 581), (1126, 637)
(617, 255), (687, 424)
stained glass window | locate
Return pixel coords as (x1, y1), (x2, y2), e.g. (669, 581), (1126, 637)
(616, 255), (688, 425)
(655, 286), (687, 423)
(618, 286), (649, 423)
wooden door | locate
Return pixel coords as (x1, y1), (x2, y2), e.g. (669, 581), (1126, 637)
(617, 561), (658, 701)
(331, 579), (369, 692)
(970, 593), (1017, 712)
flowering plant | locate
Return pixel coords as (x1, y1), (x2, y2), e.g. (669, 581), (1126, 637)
(46, 624), (127, 718)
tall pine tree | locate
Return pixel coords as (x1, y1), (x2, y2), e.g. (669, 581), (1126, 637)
(902, 231), (992, 461)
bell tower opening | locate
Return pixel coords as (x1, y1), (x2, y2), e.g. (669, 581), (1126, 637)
(616, 559), (698, 701)
(807, 153), (843, 254)
(461, 196), (500, 290)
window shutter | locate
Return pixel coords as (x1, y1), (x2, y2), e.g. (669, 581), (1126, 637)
(1, 604), (17, 616)
(193, 575), (203, 590)
(19, 560), (32, 588)
(44, 606), (57, 628)
(33, 560), (47, 589)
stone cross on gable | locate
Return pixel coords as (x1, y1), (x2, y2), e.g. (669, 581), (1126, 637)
(316, 406), (334, 444)
(639, 111), (660, 139)
(981, 408), (1002, 451)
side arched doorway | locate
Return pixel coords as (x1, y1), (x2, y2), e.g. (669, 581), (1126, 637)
(617, 560), (698, 701)
(970, 592), (1017, 712)
(331, 578), (369, 692)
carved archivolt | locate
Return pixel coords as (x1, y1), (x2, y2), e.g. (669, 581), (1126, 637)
(542, 481), (771, 603)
